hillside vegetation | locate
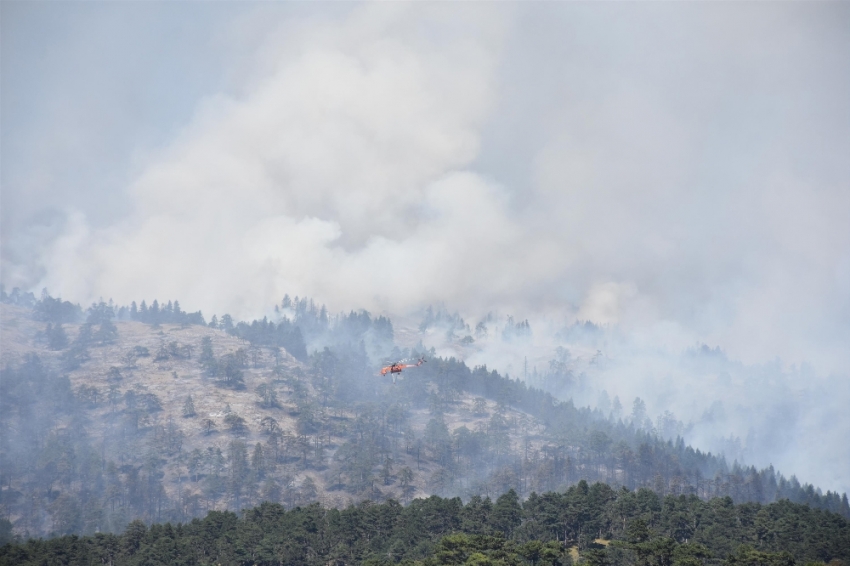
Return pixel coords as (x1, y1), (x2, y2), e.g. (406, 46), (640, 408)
(1, 288), (848, 542)
(2, 481), (849, 565)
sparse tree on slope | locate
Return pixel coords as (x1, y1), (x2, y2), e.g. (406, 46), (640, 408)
(182, 395), (196, 418)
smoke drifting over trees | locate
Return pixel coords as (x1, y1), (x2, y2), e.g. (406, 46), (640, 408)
(1, 292), (848, 542)
(3, 3), (848, 363)
(1, 0), (849, 540)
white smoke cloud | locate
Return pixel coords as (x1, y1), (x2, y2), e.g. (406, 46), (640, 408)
(29, 5), (510, 313)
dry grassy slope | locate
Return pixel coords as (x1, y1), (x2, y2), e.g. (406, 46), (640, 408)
(1, 303), (43, 362)
(1, 303), (547, 507)
(3, 303), (303, 439)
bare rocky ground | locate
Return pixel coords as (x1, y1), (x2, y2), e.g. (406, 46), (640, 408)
(1, 303), (545, 516)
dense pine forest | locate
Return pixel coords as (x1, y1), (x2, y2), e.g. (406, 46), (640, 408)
(1, 287), (848, 548)
(2, 481), (849, 565)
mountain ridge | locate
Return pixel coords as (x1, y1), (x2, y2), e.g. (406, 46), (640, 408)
(1, 290), (847, 541)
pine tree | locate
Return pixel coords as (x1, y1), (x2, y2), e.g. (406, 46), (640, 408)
(492, 489), (522, 537)
(96, 319), (119, 344)
(199, 336), (217, 375)
(182, 395), (196, 418)
(46, 323), (69, 350)
(251, 443), (265, 478)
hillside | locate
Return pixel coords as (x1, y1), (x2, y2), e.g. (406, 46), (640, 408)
(0, 299), (548, 537)
(1, 291), (848, 540)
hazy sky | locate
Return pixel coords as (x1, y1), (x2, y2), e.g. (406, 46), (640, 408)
(2, 2), (849, 492)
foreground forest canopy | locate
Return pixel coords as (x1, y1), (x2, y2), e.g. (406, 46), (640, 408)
(2, 482), (849, 565)
(1, 287), (848, 544)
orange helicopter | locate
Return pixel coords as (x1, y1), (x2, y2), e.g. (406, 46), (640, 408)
(380, 357), (426, 380)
